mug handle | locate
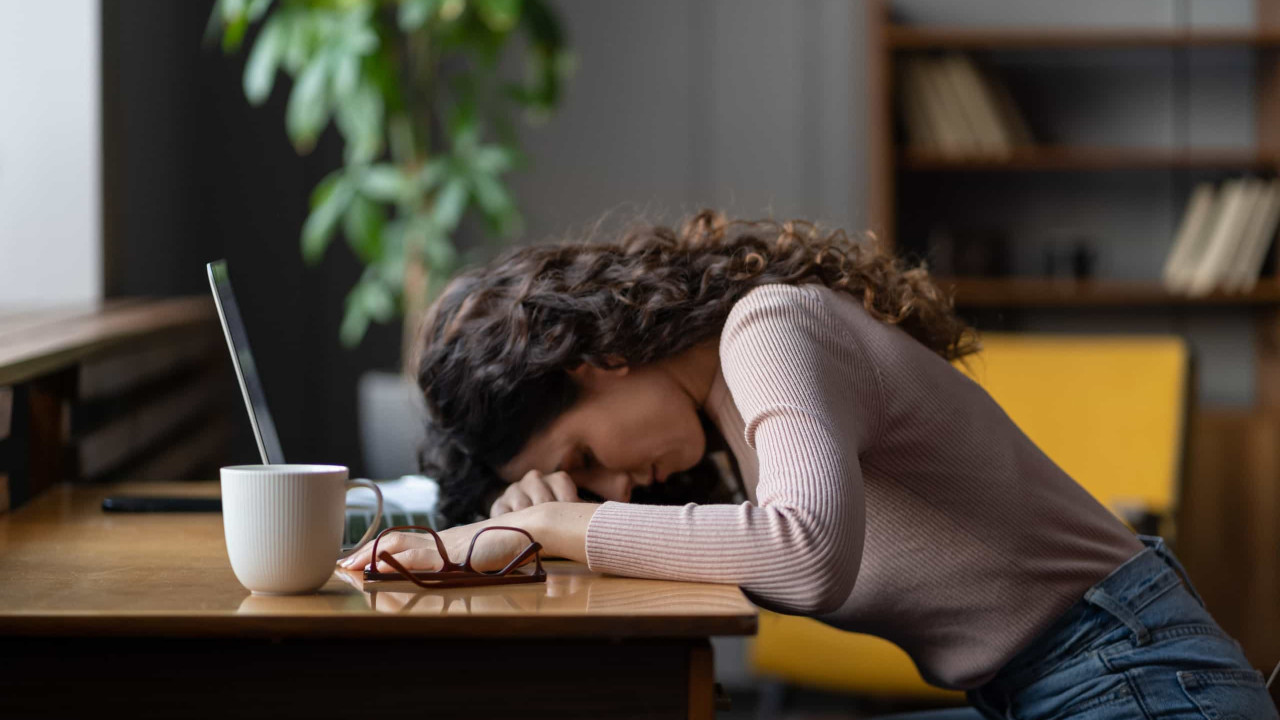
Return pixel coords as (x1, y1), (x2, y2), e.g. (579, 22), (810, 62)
(345, 479), (384, 552)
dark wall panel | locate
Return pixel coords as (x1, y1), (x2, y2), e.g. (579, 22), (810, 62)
(101, 0), (402, 476)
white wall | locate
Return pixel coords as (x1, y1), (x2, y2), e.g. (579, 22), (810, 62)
(0, 0), (101, 306)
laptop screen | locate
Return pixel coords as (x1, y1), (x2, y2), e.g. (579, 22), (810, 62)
(207, 260), (285, 465)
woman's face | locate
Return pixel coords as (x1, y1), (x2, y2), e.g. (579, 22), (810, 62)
(498, 350), (716, 502)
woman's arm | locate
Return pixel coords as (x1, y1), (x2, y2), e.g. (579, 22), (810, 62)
(580, 285), (882, 615)
(338, 501), (598, 572)
(521, 501), (597, 562)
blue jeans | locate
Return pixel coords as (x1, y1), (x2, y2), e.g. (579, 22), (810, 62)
(884, 535), (1277, 719)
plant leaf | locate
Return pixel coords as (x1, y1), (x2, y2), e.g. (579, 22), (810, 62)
(339, 297), (371, 348)
(243, 16), (285, 105)
(432, 177), (469, 232)
(246, 0), (273, 22)
(335, 83), (384, 165)
(470, 171), (519, 236)
(301, 173), (354, 264)
(360, 165), (407, 203)
(360, 276), (397, 322)
(472, 144), (516, 175)
(398, 0), (442, 30)
(331, 52), (360, 99)
(476, 0), (522, 34)
(343, 195), (386, 264)
(285, 55), (330, 152)
(418, 158), (449, 192)
(422, 224), (459, 272)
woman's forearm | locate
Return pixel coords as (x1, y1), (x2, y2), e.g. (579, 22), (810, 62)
(504, 501), (598, 564)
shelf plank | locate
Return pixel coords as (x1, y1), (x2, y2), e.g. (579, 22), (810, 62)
(902, 147), (1276, 171)
(0, 297), (216, 387)
(890, 26), (1280, 49)
(940, 278), (1280, 308)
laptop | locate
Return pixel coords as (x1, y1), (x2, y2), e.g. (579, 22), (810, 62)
(206, 260), (284, 466)
(206, 260), (437, 537)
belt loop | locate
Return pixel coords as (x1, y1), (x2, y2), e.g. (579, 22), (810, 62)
(1084, 586), (1151, 645)
(1140, 534), (1206, 609)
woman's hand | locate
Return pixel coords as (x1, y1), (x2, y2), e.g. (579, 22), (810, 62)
(337, 522), (535, 574)
(489, 470), (579, 518)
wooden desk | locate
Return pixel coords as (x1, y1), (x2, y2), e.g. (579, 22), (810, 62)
(0, 482), (757, 719)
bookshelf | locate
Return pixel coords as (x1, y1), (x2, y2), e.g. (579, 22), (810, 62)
(888, 26), (1280, 50)
(866, 0), (1280, 674)
(903, 147), (1277, 172)
(943, 277), (1280, 308)
(869, 0), (1280, 308)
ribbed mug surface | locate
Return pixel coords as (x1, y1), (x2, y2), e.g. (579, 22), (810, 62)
(221, 464), (348, 595)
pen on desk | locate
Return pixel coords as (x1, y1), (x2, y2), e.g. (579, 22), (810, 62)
(101, 496), (223, 513)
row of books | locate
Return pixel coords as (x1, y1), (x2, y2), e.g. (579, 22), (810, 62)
(1162, 178), (1280, 296)
(899, 53), (1034, 157)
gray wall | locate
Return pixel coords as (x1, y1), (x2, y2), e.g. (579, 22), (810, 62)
(509, 0), (869, 240)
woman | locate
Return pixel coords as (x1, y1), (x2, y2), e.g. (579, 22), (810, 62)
(342, 211), (1277, 719)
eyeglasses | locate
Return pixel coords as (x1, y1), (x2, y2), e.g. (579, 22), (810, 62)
(361, 525), (546, 590)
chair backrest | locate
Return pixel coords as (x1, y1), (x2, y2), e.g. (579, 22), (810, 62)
(957, 332), (1190, 518)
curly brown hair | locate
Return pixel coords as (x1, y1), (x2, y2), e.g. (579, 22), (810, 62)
(416, 210), (979, 525)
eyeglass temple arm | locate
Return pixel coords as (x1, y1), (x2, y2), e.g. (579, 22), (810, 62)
(375, 545), (544, 587)
(464, 526), (543, 575)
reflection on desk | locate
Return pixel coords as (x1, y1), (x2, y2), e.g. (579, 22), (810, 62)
(314, 561), (758, 616)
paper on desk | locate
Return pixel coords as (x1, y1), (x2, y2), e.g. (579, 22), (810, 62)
(343, 475), (440, 547)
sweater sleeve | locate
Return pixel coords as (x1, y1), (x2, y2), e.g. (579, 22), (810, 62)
(584, 284), (881, 615)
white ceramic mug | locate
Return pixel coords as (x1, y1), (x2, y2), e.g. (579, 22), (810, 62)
(221, 464), (383, 595)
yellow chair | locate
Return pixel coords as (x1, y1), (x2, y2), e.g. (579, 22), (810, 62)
(749, 333), (1191, 702)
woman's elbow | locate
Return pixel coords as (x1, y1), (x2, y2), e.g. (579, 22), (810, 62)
(783, 542), (861, 615)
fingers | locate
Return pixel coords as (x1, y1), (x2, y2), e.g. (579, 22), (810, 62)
(489, 470), (581, 518)
(490, 486), (530, 518)
(506, 487), (533, 513)
(489, 496), (510, 518)
(543, 472), (580, 503)
(376, 547), (443, 574)
(338, 531), (423, 569)
(521, 475), (556, 506)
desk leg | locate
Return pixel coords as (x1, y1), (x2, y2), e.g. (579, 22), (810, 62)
(688, 639), (715, 720)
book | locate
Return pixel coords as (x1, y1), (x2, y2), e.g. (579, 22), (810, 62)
(927, 57), (976, 155)
(1228, 180), (1280, 292)
(1185, 179), (1259, 296)
(899, 61), (937, 151)
(985, 68), (1034, 148)
(943, 54), (1010, 157)
(915, 57), (972, 156)
(1162, 182), (1218, 291)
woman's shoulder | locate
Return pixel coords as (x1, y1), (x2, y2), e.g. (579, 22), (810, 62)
(728, 282), (827, 320)
(725, 283), (877, 342)
(719, 283), (887, 445)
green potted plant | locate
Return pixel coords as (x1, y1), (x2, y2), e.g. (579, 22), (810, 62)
(209, 0), (570, 359)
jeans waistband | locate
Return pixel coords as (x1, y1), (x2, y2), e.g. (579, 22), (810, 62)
(1081, 534), (1205, 639)
(979, 535), (1204, 697)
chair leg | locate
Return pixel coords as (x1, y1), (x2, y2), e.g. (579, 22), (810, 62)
(755, 680), (791, 719)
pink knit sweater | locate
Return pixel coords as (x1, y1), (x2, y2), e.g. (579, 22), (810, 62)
(584, 283), (1143, 689)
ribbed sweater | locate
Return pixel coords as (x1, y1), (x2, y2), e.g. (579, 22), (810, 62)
(584, 283), (1143, 689)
